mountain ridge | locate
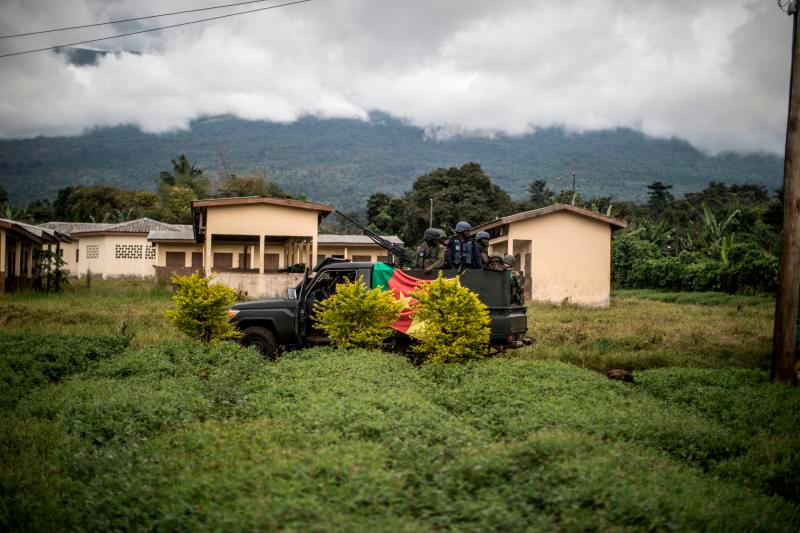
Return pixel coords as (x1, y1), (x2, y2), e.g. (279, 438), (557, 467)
(0, 113), (783, 210)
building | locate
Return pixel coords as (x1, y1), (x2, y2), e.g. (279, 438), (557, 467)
(147, 196), (403, 298)
(473, 204), (627, 307)
(1, 218), (70, 293)
(41, 219), (187, 279)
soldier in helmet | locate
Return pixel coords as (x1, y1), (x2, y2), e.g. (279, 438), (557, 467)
(445, 221), (481, 271)
(503, 254), (525, 305)
(487, 252), (505, 271)
(415, 227), (446, 273)
(475, 231), (491, 268)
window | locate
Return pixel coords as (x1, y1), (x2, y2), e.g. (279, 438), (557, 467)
(166, 252), (185, 267)
(75, 249), (79, 262)
(377, 256), (389, 263)
(85, 244), (100, 259)
(115, 244), (142, 259)
(145, 245), (156, 260)
(191, 252), (203, 269)
(264, 253), (280, 269)
(213, 253), (232, 269)
(351, 255), (371, 262)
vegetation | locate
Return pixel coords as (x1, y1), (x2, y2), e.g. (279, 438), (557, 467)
(0, 114), (781, 212)
(1, 282), (797, 529)
(312, 277), (401, 349)
(411, 274), (490, 364)
(166, 274), (240, 343)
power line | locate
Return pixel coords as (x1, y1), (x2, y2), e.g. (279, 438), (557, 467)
(0, 0), (285, 40)
(0, 0), (312, 59)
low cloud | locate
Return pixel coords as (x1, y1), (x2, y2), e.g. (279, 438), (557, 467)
(0, 0), (792, 153)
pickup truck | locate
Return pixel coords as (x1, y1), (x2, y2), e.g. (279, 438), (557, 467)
(228, 258), (530, 359)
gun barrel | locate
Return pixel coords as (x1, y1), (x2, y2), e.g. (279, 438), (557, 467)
(334, 210), (414, 266)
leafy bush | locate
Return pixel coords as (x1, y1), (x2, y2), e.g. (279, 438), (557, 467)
(611, 232), (660, 287)
(0, 332), (128, 410)
(720, 244), (779, 294)
(313, 277), (401, 349)
(410, 273), (490, 364)
(166, 273), (240, 343)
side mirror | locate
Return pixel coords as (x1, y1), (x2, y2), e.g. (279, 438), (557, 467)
(287, 287), (297, 299)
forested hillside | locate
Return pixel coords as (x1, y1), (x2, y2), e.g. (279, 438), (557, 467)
(0, 113), (783, 210)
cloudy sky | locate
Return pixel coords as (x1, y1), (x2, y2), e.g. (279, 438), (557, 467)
(0, 0), (793, 153)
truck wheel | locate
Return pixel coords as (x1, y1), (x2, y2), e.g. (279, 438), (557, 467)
(241, 326), (279, 361)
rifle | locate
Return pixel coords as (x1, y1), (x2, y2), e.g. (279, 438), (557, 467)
(334, 210), (416, 267)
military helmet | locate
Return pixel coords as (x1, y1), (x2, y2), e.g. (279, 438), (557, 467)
(475, 231), (490, 241)
(502, 254), (517, 267)
(455, 221), (471, 233)
(489, 252), (503, 261)
(423, 227), (441, 241)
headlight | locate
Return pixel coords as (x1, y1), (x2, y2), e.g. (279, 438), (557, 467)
(227, 309), (240, 320)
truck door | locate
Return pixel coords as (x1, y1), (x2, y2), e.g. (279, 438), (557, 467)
(300, 268), (357, 341)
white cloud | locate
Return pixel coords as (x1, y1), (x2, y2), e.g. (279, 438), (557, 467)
(0, 0), (792, 153)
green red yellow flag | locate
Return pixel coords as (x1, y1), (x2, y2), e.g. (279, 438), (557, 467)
(371, 263), (430, 335)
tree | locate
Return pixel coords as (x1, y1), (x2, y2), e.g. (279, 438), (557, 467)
(646, 181), (675, 217)
(526, 180), (555, 209)
(212, 171), (294, 199)
(166, 273), (240, 343)
(366, 193), (406, 236)
(23, 199), (55, 223)
(403, 162), (514, 246)
(52, 186), (159, 222)
(158, 154), (209, 198)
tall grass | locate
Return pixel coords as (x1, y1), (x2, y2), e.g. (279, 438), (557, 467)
(0, 279), (177, 346)
(518, 291), (774, 371)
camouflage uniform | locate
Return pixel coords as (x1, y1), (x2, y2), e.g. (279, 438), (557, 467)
(503, 255), (525, 305)
(415, 241), (445, 271)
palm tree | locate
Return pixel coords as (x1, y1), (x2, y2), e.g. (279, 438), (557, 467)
(158, 154), (208, 197)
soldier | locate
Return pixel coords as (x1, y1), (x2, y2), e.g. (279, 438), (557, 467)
(503, 254), (525, 305)
(487, 252), (505, 271)
(445, 221), (481, 271)
(475, 231), (491, 268)
(415, 227), (446, 273)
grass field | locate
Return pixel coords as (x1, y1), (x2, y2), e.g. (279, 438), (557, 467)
(1, 282), (798, 531)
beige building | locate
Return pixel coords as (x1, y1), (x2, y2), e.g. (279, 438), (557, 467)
(1, 218), (70, 293)
(474, 204), (626, 307)
(42, 219), (187, 279)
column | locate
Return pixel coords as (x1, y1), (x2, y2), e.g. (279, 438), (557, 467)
(258, 235), (265, 274)
(14, 240), (21, 276)
(344, 246), (349, 260)
(311, 237), (318, 269)
(204, 232), (212, 276)
(0, 230), (5, 275)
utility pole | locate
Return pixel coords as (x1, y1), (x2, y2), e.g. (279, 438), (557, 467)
(773, 0), (800, 385)
(429, 198), (434, 227)
(571, 171), (576, 196)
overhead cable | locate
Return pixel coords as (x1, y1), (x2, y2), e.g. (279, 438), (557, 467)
(0, 0), (312, 59)
(0, 0), (285, 39)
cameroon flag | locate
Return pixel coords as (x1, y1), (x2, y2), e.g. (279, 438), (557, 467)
(371, 263), (430, 335)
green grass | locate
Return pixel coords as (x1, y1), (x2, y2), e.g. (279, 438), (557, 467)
(518, 291), (775, 371)
(1, 283), (797, 530)
(0, 279), (178, 346)
(2, 345), (798, 530)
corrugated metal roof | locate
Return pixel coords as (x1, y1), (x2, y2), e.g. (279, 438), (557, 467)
(1, 218), (64, 242)
(39, 221), (113, 235)
(473, 204), (628, 233)
(318, 234), (403, 245)
(148, 227), (195, 242)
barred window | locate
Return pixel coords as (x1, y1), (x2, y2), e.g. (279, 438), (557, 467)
(144, 245), (156, 260)
(115, 244), (143, 259)
(85, 244), (100, 259)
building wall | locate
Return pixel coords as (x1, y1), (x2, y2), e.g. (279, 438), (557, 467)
(317, 245), (388, 264)
(210, 271), (305, 299)
(78, 234), (157, 279)
(492, 211), (612, 307)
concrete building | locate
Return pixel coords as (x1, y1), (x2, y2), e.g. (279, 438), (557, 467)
(1, 218), (70, 293)
(42, 219), (187, 279)
(473, 204), (627, 307)
(146, 196), (403, 298)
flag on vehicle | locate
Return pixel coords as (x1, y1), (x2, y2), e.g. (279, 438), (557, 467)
(371, 263), (430, 336)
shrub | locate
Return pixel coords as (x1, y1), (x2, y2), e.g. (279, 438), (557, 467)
(410, 273), (490, 364)
(313, 276), (402, 349)
(166, 273), (240, 343)
(720, 244), (779, 294)
(611, 232), (661, 287)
